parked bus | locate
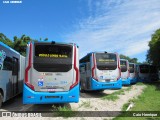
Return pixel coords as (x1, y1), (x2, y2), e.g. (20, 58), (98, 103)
(79, 52), (122, 91)
(23, 41), (79, 104)
(137, 64), (150, 82)
(149, 65), (159, 81)
(0, 42), (25, 107)
(120, 59), (130, 85)
(129, 63), (137, 84)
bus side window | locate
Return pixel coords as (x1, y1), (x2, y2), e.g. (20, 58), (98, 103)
(3, 56), (12, 71)
(80, 65), (86, 73)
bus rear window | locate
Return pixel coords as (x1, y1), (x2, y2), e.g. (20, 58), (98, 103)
(139, 65), (149, 73)
(33, 43), (73, 72)
(96, 53), (117, 70)
(129, 64), (134, 73)
(120, 60), (127, 72)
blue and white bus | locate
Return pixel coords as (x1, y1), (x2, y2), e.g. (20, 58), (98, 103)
(79, 52), (122, 91)
(129, 63), (137, 84)
(23, 41), (79, 104)
(0, 42), (25, 107)
(120, 59), (131, 85)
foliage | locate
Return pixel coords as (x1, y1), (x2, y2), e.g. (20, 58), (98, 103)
(147, 28), (160, 69)
(120, 54), (139, 63)
(0, 33), (48, 56)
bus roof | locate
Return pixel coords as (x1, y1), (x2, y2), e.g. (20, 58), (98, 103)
(120, 59), (128, 62)
(0, 41), (20, 55)
(29, 41), (78, 47)
(80, 51), (117, 61)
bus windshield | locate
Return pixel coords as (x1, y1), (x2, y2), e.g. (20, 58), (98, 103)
(120, 60), (127, 72)
(96, 53), (117, 70)
(139, 65), (149, 73)
(34, 43), (73, 72)
(129, 64), (134, 73)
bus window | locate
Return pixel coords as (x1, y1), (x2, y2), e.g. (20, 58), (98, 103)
(129, 64), (134, 73)
(120, 60), (127, 72)
(96, 53), (117, 70)
(139, 65), (149, 73)
(150, 65), (157, 73)
(34, 44), (72, 72)
(3, 57), (12, 71)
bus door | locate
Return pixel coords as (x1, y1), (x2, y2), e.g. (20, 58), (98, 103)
(12, 57), (19, 96)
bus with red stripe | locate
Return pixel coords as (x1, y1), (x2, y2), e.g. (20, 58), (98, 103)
(80, 52), (122, 91)
(120, 59), (131, 85)
(23, 41), (79, 104)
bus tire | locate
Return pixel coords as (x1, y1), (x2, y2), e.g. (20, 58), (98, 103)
(0, 93), (3, 108)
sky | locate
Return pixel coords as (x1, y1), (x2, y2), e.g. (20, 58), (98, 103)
(0, 0), (160, 62)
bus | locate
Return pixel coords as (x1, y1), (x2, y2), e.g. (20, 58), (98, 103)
(23, 41), (79, 104)
(137, 64), (150, 82)
(79, 52), (122, 91)
(129, 63), (137, 84)
(0, 41), (25, 107)
(149, 65), (159, 81)
(120, 59), (130, 85)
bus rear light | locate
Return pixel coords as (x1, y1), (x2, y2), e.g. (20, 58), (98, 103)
(116, 53), (121, 80)
(25, 82), (35, 90)
(25, 42), (35, 91)
(70, 45), (79, 90)
(92, 54), (98, 81)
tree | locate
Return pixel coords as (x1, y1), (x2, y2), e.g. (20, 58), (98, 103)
(147, 28), (160, 68)
(120, 54), (138, 63)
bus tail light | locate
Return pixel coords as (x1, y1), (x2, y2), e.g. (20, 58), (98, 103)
(116, 53), (121, 80)
(92, 54), (98, 81)
(70, 45), (79, 90)
(25, 42), (35, 91)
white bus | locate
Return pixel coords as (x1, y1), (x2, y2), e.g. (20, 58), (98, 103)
(0, 41), (25, 107)
(129, 63), (137, 84)
(120, 59), (130, 85)
(80, 52), (122, 91)
(23, 41), (79, 104)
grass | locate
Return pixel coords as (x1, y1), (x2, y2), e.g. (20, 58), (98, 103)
(113, 81), (160, 120)
(52, 105), (76, 117)
(78, 100), (92, 108)
(102, 86), (132, 101)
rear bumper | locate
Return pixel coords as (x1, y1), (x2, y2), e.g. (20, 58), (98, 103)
(23, 84), (79, 104)
(122, 78), (131, 85)
(130, 77), (137, 84)
(91, 78), (122, 90)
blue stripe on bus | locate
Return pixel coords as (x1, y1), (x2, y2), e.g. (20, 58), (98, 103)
(122, 78), (131, 85)
(91, 78), (122, 90)
(23, 84), (79, 104)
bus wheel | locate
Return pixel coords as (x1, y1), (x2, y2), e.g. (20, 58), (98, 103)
(0, 93), (3, 108)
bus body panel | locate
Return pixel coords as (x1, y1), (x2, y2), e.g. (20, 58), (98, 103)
(23, 84), (79, 104)
(80, 52), (122, 91)
(91, 78), (122, 90)
(129, 63), (137, 84)
(120, 59), (130, 85)
(0, 42), (25, 103)
(23, 42), (79, 104)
